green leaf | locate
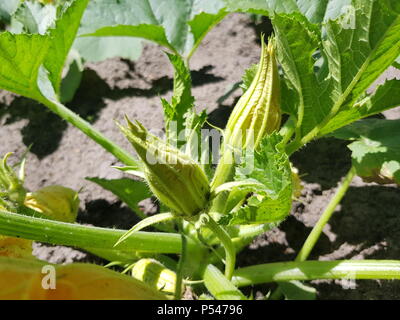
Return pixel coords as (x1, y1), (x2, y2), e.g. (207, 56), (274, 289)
(319, 79), (400, 136)
(0, 32), (50, 100)
(78, 0), (226, 57)
(0, 0), (88, 102)
(240, 63), (258, 92)
(43, 0), (89, 96)
(60, 49), (83, 103)
(272, 13), (325, 138)
(86, 177), (152, 213)
(332, 119), (400, 185)
(220, 134), (293, 226)
(73, 36), (142, 62)
(13, 0), (56, 35)
(272, 1), (400, 146)
(224, 0), (298, 16)
(163, 53), (195, 142)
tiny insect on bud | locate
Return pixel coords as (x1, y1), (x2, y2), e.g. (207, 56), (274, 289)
(131, 258), (180, 295)
(119, 117), (210, 220)
(24, 185), (80, 223)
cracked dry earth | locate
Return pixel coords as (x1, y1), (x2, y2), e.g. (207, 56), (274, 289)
(1, 13), (400, 299)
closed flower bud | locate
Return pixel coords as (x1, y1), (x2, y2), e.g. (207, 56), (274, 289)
(212, 38), (281, 190)
(131, 258), (180, 295)
(225, 37), (281, 150)
(119, 118), (210, 219)
(24, 185), (80, 223)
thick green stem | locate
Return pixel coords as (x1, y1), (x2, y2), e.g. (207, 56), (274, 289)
(204, 215), (236, 280)
(232, 260), (400, 287)
(42, 99), (137, 166)
(0, 210), (200, 255)
(296, 166), (356, 262)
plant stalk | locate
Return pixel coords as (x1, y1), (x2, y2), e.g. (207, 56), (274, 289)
(204, 214), (236, 280)
(296, 166), (356, 262)
(232, 260), (400, 287)
(42, 99), (137, 166)
(0, 210), (201, 255)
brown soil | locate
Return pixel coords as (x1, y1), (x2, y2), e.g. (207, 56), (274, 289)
(1, 13), (400, 300)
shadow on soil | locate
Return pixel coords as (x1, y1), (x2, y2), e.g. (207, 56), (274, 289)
(0, 64), (224, 158)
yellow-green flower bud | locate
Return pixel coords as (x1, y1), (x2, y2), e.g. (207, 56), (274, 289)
(212, 38), (281, 190)
(24, 185), (80, 223)
(131, 258), (180, 295)
(225, 37), (281, 150)
(119, 118), (210, 219)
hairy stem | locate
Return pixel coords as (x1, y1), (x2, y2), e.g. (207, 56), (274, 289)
(232, 260), (400, 287)
(296, 166), (356, 262)
(204, 214), (236, 280)
(0, 210), (200, 255)
(42, 99), (137, 166)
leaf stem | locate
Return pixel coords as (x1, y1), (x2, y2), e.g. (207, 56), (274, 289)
(232, 260), (400, 287)
(0, 210), (200, 255)
(203, 214), (236, 280)
(42, 99), (138, 166)
(296, 166), (356, 262)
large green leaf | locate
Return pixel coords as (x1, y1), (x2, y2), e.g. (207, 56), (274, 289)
(0, 32), (50, 101)
(224, 0), (298, 16)
(220, 134), (293, 226)
(43, 0), (89, 96)
(73, 36), (142, 62)
(86, 177), (152, 213)
(332, 119), (400, 185)
(224, 0), (352, 23)
(272, 0), (400, 144)
(319, 79), (400, 136)
(13, 0), (56, 35)
(78, 0), (226, 57)
(0, 0), (89, 101)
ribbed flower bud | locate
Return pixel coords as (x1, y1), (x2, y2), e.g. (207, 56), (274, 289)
(224, 37), (281, 150)
(211, 38), (281, 190)
(119, 118), (210, 219)
(24, 185), (80, 223)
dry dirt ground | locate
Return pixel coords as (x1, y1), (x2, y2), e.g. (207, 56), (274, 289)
(1, 13), (400, 299)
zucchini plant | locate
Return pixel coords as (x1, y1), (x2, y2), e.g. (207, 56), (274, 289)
(0, 0), (400, 300)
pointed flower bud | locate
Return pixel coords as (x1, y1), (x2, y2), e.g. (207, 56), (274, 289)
(211, 37), (281, 190)
(119, 118), (210, 219)
(225, 37), (281, 150)
(24, 185), (80, 223)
